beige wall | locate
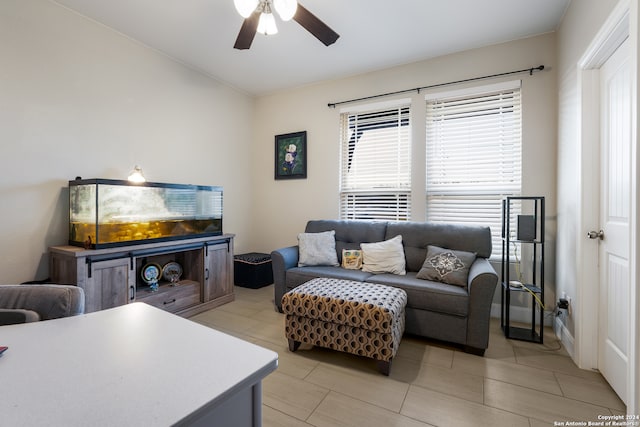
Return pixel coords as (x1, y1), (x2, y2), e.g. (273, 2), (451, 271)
(556, 0), (620, 337)
(1, 0), (560, 307)
(0, 0), (254, 282)
(251, 33), (558, 306)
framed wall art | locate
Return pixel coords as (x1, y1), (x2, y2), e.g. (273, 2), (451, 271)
(275, 131), (307, 180)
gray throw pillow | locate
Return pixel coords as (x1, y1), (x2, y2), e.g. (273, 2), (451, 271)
(298, 230), (339, 267)
(416, 245), (476, 287)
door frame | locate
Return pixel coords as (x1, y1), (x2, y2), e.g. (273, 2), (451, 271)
(576, 0), (638, 412)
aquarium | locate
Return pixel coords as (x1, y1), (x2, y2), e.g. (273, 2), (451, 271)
(69, 179), (223, 248)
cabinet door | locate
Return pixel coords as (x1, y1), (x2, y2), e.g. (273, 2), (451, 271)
(204, 242), (233, 301)
(84, 258), (133, 312)
(49, 252), (78, 285)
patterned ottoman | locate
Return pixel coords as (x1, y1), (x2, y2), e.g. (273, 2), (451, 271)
(281, 278), (407, 375)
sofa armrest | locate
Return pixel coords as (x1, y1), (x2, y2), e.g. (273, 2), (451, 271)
(0, 309), (41, 325)
(271, 246), (299, 312)
(465, 258), (499, 351)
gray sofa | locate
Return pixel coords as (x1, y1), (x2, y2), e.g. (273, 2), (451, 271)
(271, 220), (499, 355)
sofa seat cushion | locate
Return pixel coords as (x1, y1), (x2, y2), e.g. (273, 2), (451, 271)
(286, 266), (374, 289)
(366, 272), (469, 317)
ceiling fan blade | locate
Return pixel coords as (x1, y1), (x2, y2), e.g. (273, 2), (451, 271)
(234, 13), (260, 50)
(293, 4), (339, 47)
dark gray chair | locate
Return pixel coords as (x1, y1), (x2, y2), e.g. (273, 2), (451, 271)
(0, 284), (85, 325)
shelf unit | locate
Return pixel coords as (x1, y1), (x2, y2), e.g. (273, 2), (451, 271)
(500, 196), (545, 343)
(49, 234), (235, 317)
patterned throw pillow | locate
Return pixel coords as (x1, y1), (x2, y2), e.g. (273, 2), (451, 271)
(416, 245), (476, 287)
(297, 230), (339, 267)
(341, 249), (363, 270)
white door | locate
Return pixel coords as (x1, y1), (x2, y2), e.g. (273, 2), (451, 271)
(597, 37), (631, 405)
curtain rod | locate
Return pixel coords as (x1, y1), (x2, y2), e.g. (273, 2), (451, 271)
(327, 65), (545, 108)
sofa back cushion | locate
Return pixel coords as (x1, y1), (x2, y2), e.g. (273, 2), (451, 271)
(304, 220), (492, 273)
(385, 222), (492, 272)
(305, 220), (387, 263)
(0, 284), (85, 321)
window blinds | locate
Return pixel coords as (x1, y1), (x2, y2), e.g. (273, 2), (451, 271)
(426, 82), (522, 255)
(340, 105), (411, 221)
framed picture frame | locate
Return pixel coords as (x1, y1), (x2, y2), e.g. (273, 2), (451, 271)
(275, 131), (307, 180)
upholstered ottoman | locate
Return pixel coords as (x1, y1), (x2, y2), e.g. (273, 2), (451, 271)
(281, 278), (407, 375)
(233, 252), (273, 289)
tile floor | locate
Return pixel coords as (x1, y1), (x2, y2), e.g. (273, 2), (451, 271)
(189, 285), (625, 427)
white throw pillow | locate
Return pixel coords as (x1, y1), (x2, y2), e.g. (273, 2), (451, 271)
(360, 235), (406, 275)
(297, 230), (339, 267)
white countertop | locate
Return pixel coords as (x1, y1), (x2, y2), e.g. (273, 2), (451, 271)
(0, 303), (278, 426)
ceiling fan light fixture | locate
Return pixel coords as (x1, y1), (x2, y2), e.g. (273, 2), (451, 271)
(257, 10), (278, 35)
(273, 0), (297, 21)
(234, 0), (259, 18)
(233, 0), (339, 50)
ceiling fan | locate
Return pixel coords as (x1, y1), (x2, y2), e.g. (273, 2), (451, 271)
(233, 0), (340, 50)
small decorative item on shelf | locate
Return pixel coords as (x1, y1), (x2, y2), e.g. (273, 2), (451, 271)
(162, 261), (183, 286)
(141, 263), (162, 291)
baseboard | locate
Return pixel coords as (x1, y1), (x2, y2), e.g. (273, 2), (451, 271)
(553, 315), (575, 358)
(491, 303), (553, 326)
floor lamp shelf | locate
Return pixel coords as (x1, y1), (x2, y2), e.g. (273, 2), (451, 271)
(500, 196), (545, 343)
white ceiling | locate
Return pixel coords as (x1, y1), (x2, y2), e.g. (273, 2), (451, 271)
(52, 0), (570, 96)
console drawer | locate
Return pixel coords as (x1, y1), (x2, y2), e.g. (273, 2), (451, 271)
(136, 281), (200, 313)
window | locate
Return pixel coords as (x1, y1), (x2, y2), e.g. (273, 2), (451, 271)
(425, 81), (522, 255)
(340, 102), (411, 221)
